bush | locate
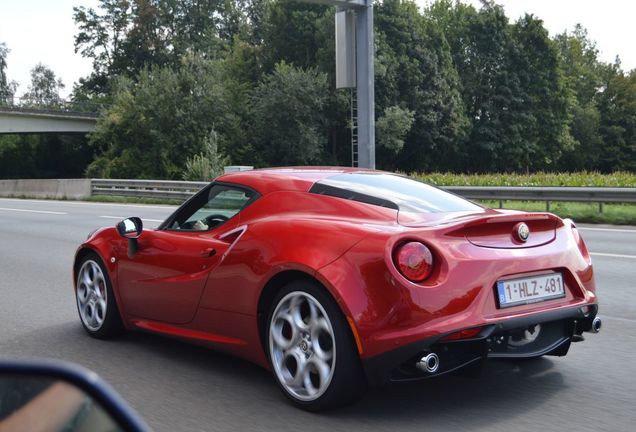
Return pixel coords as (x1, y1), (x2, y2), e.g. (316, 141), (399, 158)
(410, 171), (636, 187)
(182, 131), (229, 181)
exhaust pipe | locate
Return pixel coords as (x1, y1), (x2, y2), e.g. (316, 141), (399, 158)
(416, 353), (440, 373)
(591, 316), (602, 333)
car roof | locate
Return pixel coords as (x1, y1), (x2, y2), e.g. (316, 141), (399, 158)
(215, 166), (380, 195)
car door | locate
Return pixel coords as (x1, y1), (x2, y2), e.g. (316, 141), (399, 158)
(117, 184), (258, 324)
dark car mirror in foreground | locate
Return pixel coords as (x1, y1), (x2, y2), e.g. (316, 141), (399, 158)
(0, 358), (151, 432)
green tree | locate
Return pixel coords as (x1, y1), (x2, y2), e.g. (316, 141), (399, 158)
(555, 25), (603, 104)
(0, 42), (10, 103)
(250, 62), (328, 165)
(241, 0), (269, 45)
(258, 0), (354, 165)
(120, 0), (170, 75)
(559, 103), (602, 170)
(376, 0), (468, 171)
(73, 0), (134, 94)
(597, 67), (636, 172)
(21, 63), (65, 107)
(376, 105), (415, 155)
(182, 130), (229, 180)
(0, 133), (93, 179)
(427, 2), (572, 172)
(64, 0), (636, 176)
(261, 0), (326, 72)
(508, 14), (573, 170)
(555, 26), (604, 171)
(73, 0), (258, 96)
(438, 2), (522, 172)
(86, 56), (232, 179)
(0, 42), (17, 105)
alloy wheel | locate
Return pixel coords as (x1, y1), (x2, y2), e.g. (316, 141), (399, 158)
(269, 291), (336, 401)
(76, 259), (108, 332)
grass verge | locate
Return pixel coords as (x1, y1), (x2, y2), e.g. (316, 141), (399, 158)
(412, 171), (636, 187)
(479, 200), (636, 225)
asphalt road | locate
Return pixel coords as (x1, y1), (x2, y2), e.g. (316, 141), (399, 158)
(0, 198), (635, 432)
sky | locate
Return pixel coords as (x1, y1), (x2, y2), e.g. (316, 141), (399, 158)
(1, 0), (635, 99)
(0, 0), (99, 98)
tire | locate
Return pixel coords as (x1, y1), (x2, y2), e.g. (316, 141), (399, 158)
(266, 280), (366, 411)
(75, 253), (123, 339)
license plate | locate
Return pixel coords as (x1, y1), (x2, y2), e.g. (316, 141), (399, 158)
(496, 273), (565, 308)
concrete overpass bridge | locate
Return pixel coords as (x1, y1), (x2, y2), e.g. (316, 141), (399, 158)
(0, 106), (98, 134)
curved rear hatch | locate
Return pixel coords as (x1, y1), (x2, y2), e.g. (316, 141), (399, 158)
(307, 173), (559, 249)
(450, 213), (560, 249)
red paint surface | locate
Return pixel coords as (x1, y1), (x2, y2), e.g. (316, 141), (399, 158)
(132, 319), (247, 346)
(74, 168), (598, 367)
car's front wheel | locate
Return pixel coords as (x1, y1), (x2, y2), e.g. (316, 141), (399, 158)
(75, 253), (122, 338)
(267, 281), (365, 411)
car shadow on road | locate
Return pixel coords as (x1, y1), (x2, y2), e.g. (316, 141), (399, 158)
(4, 321), (272, 391)
(332, 357), (566, 428)
(8, 321), (568, 430)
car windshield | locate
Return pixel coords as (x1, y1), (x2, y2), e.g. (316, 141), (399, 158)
(311, 173), (482, 214)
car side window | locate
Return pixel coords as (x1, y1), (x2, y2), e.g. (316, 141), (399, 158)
(168, 185), (255, 232)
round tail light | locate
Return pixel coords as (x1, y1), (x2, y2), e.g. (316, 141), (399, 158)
(393, 241), (434, 282)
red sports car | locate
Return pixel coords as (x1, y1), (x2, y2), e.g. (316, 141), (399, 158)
(73, 167), (600, 410)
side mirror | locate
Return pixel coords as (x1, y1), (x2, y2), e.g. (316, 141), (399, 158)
(116, 218), (143, 257)
(116, 217), (143, 239)
(0, 358), (150, 432)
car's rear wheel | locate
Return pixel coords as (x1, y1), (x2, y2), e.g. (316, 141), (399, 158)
(75, 253), (122, 338)
(266, 280), (365, 411)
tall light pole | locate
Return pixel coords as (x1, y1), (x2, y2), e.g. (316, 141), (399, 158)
(301, 0), (375, 169)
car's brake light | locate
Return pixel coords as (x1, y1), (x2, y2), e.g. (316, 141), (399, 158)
(393, 241), (434, 282)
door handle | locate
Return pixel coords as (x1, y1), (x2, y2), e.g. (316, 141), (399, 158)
(200, 248), (217, 257)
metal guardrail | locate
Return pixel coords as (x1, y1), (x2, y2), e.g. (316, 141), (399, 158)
(91, 179), (636, 212)
(91, 179), (207, 201)
(444, 186), (636, 212)
(444, 186), (636, 203)
(0, 96), (103, 117)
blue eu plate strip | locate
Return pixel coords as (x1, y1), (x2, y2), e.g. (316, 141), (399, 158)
(496, 281), (507, 305)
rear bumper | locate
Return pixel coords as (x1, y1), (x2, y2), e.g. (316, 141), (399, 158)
(362, 304), (599, 386)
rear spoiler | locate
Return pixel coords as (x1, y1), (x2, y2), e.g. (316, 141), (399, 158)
(460, 212), (563, 228)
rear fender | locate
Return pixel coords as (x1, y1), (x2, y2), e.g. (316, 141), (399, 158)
(197, 218), (372, 314)
(316, 232), (405, 358)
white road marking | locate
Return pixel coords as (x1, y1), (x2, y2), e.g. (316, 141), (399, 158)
(604, 316), (636, 324)
(591, 252), (636, 260)
(579, 227), (636, 233)
(0, 198), (176, 210)
(99, 215), (163, 223)
(0, 207), (67, 215)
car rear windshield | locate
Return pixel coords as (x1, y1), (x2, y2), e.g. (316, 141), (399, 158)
(310, 173), (482, 213)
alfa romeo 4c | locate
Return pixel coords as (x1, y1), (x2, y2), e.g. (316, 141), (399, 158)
(73, 168), (600, 410)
